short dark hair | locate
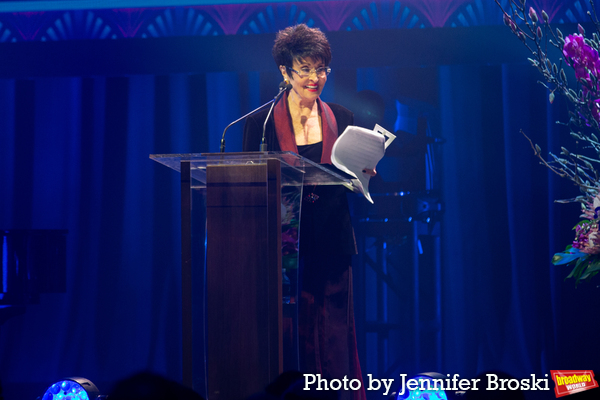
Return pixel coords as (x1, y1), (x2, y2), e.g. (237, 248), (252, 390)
(272, 24), (332, 69)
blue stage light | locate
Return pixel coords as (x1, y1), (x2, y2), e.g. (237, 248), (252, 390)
(396, 373), (448, 400)
(42, 378), (101, 400)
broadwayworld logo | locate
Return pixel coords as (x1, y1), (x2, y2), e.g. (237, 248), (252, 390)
(551, 370), (599, 397)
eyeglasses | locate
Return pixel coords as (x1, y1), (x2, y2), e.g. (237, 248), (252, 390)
(287, 66), (331, 79)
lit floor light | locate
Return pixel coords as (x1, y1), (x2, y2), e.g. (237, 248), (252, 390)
(396, 372), (448, 400)
(42, 378), (103, 400)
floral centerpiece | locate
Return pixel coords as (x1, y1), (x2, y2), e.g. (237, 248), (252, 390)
(497, 0), (600, 284)
(281, 188), (301, 270)
(280, 187), (302, 303)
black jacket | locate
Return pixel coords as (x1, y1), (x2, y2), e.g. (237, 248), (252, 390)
(242, 102), (357, 257)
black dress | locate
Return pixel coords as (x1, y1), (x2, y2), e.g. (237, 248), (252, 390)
(243, 103), (357, 258)
(243, 102), (365, 400)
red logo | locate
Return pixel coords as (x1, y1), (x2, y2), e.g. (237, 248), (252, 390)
(550, 370), (599, 397)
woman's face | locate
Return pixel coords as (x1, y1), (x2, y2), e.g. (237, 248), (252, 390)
(281, 57), (327, 104)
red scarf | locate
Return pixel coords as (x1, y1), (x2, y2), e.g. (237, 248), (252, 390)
(273, 92), (338, 164)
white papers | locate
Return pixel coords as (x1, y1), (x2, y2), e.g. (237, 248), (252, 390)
(331, 124), (396, 203)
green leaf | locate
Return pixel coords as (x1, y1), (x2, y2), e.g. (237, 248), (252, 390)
(581, 270), (599, 281)
(566, 256), (589, 279)
(552, 248), (585, 265)
(282, 254), (298, 270)
(573, 220), (591, 230)
(585, 259), (600, 274)
(579, 259), (600, 281)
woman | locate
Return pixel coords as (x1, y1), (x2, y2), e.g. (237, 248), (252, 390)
(243, 24), (366, 400)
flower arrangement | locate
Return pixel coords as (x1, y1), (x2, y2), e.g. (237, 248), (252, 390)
(281, 188), (301, 270)
(496, 0), (600, 284)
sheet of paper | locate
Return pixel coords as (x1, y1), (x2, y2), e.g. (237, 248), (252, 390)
(331, 124), (395, 204)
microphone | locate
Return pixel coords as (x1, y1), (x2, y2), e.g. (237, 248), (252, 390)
(260, 81), (292, 151)
(278, 80), (293, 93)
(220, 81), (293, 153)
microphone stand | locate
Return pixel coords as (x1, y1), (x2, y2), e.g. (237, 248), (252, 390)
(260, 83), (291, 151)
(220, 102), (272, 153)
(220, 82), (290, 153)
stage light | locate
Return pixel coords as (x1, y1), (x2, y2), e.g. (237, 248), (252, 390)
(396, 372), (448, 400)
(42, 377), (103, 400)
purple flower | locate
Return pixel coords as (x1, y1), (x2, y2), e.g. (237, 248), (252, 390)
(503, 12), (517, 33)
(281, 228), (298, 256)
(572, 221), (600, 254)
(563, 34), (600, 75)
(529, 7), (538, 24)
(563, 34), (600, 99)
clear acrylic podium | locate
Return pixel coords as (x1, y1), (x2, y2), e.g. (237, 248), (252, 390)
(150, 152), (352, 400)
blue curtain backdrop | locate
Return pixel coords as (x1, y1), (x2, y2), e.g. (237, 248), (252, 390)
(0, 74), (210, 396)
(439, 62), (600, 383)
(1, 45), (600, 400)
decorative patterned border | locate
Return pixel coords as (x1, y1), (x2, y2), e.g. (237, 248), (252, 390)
(0, 0), (593, 42)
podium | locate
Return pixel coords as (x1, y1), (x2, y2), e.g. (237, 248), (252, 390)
(150, 152), (352, 399)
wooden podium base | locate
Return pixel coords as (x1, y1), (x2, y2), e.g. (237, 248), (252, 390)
(203, 160), (283, 399)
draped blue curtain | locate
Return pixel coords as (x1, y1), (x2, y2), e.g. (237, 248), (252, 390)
(1, 62), (599, 400)
(439, 63), (600, 384)
(0, 74), (210, 395)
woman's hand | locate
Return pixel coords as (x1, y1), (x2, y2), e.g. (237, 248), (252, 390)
(362, 168), (377, 177)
